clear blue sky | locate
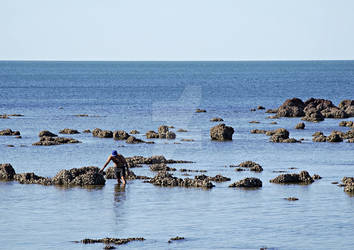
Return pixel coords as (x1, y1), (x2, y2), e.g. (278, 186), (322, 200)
(1, 0), (354, 60)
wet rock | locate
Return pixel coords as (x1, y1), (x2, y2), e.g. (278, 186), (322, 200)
(150, 163), (176, 172)
(52, 166), (105, 186)
(0, 114), (9, 119)
(285, 197), (299, 201)
(312, 134), (327, 142)
(210, 123), (234, 141)
(104, 246), (116, 249)
(277, 98), (305, 117)
(270, 121), (278, 124)
(158, 125), (172, 139)
(166, 131), (176, 139)
(130, 130), (140, 134)
(149, 171), (214, 188)
(126, 155), (193, 165)
(113, 130), (130, 140)
(0, 129), (21, 136)
(179, 169), (207, 173)
(180, 139), (194, 142)
(249, 121), (260, 124)
(195, 174), (231, 182)
(145, 130), (159, 139)
(83, 129), (91, 133)
(339, 121), (354, 128)
(229, 178), (262, 188)
(126, 136), (145, 144)
(39, 130), (57, 137)
(237, 161), (263, 172)
(348, 139), (354, 143)
(14, 172), (52, 185)
(92, 128), (113, 138)
(266, 109), (278, 114)
(341, 177), (354, 193)
(104, 167), (140, 180)
(250, 108), (256, 112)
(326, 131), (343, 142)
(80, 238), (145, 245)
(295, 122), (305, 129)
(302, 108), (324, 122)
(59, 128), (80, 134)
(312, 131), (324, 137)
(6, 144), (15, 147)
(270, 171), (314, 184)
(168, 236), (185, 243)
(33, 136), (81, 146)
(195, 109), (206, 113)
(312, 174), (322, 180)
(75, 114), (89, 117)
(257, 106), (265, 110)
(0, 163), (16, 180)
(177, 129), (188, 132)
(210, 117), (224, 122)
(251, 129), (267, 134)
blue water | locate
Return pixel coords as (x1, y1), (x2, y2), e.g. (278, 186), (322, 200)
(0, 61), (354, 249)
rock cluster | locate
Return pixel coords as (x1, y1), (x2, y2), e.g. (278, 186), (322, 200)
(341, 177), (354, 193)
(59, 128), (80, 134)
(270, 171), (315, 184)
(149, 163), (176, 172)
(113, 130), (130, 140)
(229, 178), (262, 188)
(80, 238), (145, 245)
(92, 128), (113, 138)
(145, 125), (176, 139)
(0, 129), (20, 136)
(126, 155), (193, 166)
(14, 172), (52, 185)
(312, 130), (354, 143)
(126, 136), (146, 144)
(104, 167), (148, 180)
(179, 169), (207, 173)
(232, 161), (263, 172)
(339, 121), (354, 128)
(194, 174), (231, 182)
(268, 128), (300, 143)
(210, 123), (234, 141)
(0, 163), (16, 180)
(33, 136), (81, 146)
(149, 171), (214, 188)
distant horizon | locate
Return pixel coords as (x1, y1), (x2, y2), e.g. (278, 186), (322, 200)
(1, 59), (354, 62)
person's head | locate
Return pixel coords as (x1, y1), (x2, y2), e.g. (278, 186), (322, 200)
(112, 150), (118, 156)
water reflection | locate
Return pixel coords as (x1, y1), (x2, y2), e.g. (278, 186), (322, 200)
(114, 184), (126, 204)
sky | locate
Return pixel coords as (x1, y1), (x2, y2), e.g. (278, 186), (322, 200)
(1, 0), (354, 61)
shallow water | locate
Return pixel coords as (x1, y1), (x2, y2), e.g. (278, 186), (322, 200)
(0, 61), (354, 249)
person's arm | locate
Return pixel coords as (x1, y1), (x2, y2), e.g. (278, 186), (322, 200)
(100, 155), (112, 173)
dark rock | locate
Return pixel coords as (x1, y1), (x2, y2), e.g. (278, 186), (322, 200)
(302, 108), (324, 122)
(52, 166), (105, 186)
(150, 163), (176, 172)
(338, 99), (354, 109)
(168, 236), (185, 243)
(249, 121), (260, 124)
(341, 177), (354, 193)
(257, 106), (265, 110)
(113, 130), (130, 140)
(277, 98), (305, 117)
(250, 108), (256, 112)
(312, 131), (323, 137)
(39, 130), (57, 137)
(312, 134), (327, 142)
(149, 171), (214, 188)
(348, 139), (354, 143)
(0, 114), (9, 119)
(59, 128), (80, 134)
(104, 246), (116, 249)
(339, 121), (354, 128)
(177, 129), (188, 132)
(295, 122), (305, 129)
(251, 129), (267, 134)
(104, 167), (139, 180)
(83, 129), (91, 133)
(285, 197), (299, 201)
(158, 125), (175, 139)
(210, 117), (224, 122)
(6, 145), (15, 147)
(326, 131), (343, 142)
(14, 172), (52, 185)
(266, 109), (278, 114)
(270, 171), (314, 184)
(229, 178), (262, 188)
(80, 238), (145, 245)
(179, 169), (207, 173)
(270, 121), (278, 124)
(237, 161), (263, 172)
(126, 155), (193, 165)
(312, 174), (322, 180)
(92, 128), (113, 138)
(33, 136), (81, 146)
(195, 109), (207, 113)
(0, 163), (16, 180)
(145, 130), (159, 139)
(180, 139), (194, 142)
(0, 129), (21, 136)
(16, 135), (22, 139)
(126, 136), (145, 144)
(194, 174), (231, 182)
(210, 123), (234, 141)
(130, 130), (140, 134)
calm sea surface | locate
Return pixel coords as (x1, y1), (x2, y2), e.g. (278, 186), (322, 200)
(0, 61), (354, 249)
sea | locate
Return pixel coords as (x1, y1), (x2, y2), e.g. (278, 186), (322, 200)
(0, 61), (353, 249)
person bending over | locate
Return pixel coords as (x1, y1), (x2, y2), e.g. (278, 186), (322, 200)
(100, 150), (128, 185)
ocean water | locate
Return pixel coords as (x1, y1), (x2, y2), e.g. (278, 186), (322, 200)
(0, 61), (354, 250)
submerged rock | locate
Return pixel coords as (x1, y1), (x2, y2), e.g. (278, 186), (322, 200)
(236, 161), (263, 172)
(33, 136), (81, 146)
(113, 130), (130, 140)
(0, 129), (20, 136)
(210, 117), (224, 122)
(251, 129), (267, 134)
(229, 178), (262, 188)
(80, 237), (145, 245)
(168, 236), (185, 243)
(59, 128), (80, 134)
(83, 129), (91, 133)
(210, 123), (234, 141)
(270, 171), (314, 184)
(14, 172), (52, 185)
(149, 163), (176, 172)
(149, 171), (214, 188)
(126, 136), (145, 144)
(39, 130), (57, 137)
(194, 174), (231, 182)
(126, 155), (193, 165)
(177, 129), (188, 132)
(195, 109), (206, 113)
(0, 163), (16, 180)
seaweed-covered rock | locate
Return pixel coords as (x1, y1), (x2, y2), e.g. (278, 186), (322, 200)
(14, 172), (52, 185)
(33, 136), (81, 146)
(210, 123), (234, 141)
(92, 128), (113, 138)
(0, 163), (16, 180)
(149, 171), (214, 188)
(126, 136), (145, 144)
(270, 171), (314, 184)
(59, 128), (80, 134)
(194, 174), (231, 182)
(0, 129), (20, 136)
(39, 130), (57, 137)
(52, 166), (105, 186)
(237, 161), (263, 172)
(277, 98), (305, 117)
(113, 130), (130, 140)
(295, 122), (305, 129)
(149, 163), (176, 172)
(229, 178), (262, 188)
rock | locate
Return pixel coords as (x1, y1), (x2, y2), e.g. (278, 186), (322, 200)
(210, 117), (224, 122)
(52, 166), (105, 186)
(80, 238), (145, 245)
(104, 167), (140, 180)
(270, 121), (278, 124)
(341, 177), (354, 193)
(321, 107), (348, 119)
(338, 99), (354, 110)
(237, 161), (263, 172)
(195, 174), (231, 182)
(326, 131), (343, 142)
(92, 128), (113, 138)
(145, 130), (159, 139)
(83, 129), (91, 133)
(210, 123), (234, 141)
(269, 128), (290, 142)
(6, 144), (15, 147)
(180, 139), (194, 142)
(39, 130), (57, 137)
(158, 125), (169, 138)
(251, 129), (267, 134)
(348, 139), (354, 143)
(130, 130), (140, 134)
(0, 114), (10, 119)
(312, 134), (327, 142)
(166, 131), (176, 139)
(312, 131), (323, 137)
(59, 128), (80, 134)
(277, 98), (305, 117)
(75, 114), (89, 117)
(250, 108), (256, 112)
(177, 129), (188, 132)
(229, 178), (262, 188)
(295, 122), (305, 129)
(302, 108), (325, 122)
(270, 171), (314, 184)
(104, 246), (116, 249)
(149, 171), (214, 188)
(14, 172), (52, 185)
(339, 121), (354, 128)
(249, 121), (260, 124)
(168, 236), (185, 243)
(312, 174), (322, 180)
(0, 163), (16, 180)
(149, 163), (176, 172)
(266, 109), (278, 114)
(179, 169), (207, 173)
(16, 135), (22, 139)
(33, 136), (81, 146)
(195, 109), (207, 113)
(0, 129), (21, 136)
(126, 136), (145, 144)
(113, 130), (130, 140)
(285, 197), (299, 201)
(257, 106), (266, 110)
(126, 155), (193, 165)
